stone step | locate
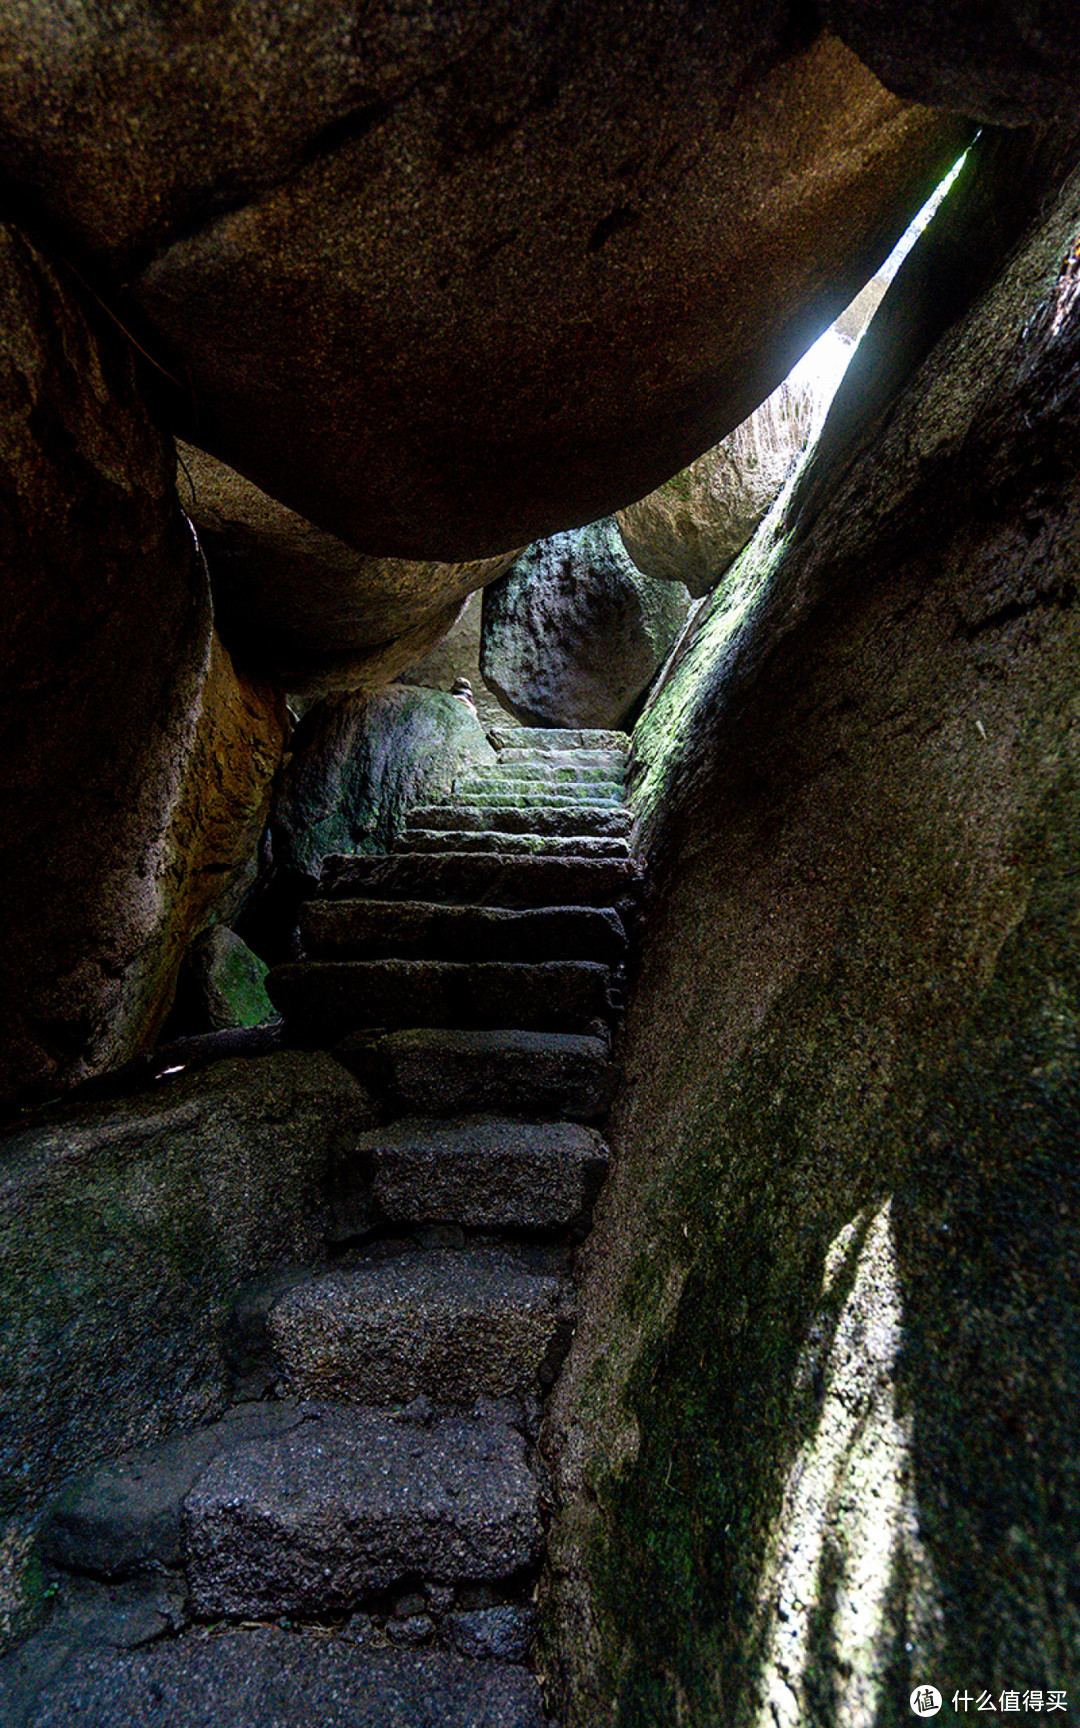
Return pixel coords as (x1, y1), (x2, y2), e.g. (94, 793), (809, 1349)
(321, 852), (641, 908)
(459, 761), (624, 786)
(300, 900), (628, 966)
(454, 777), (624, 804)
(489, 726), (628, 752)
(435, 791), (628, 819)
(14, 1636), (548, 1728)
(494, 747), (626, 771)
(268, 958), (615, 1040)
(336, 1028), (615, 1120)
(398, 829), (629, 859)
(40, 1403), (306, 1583)
(406, 801), (633, 837)
(331, 1113), (610, 1235)
(266, 1247), (572, 1404)
(183, 1407), (541, 1616)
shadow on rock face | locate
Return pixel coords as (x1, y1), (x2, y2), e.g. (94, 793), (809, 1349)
(542, 121), (1080, 1728)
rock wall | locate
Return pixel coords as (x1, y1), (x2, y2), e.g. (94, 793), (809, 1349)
(481, 522), (691, 730)
(398, 591), (522, 735)
(616, 337), (847, 596)
(0, 226), (285, 1111)
(178, 443), (516, 695)
(543, 134), (1080, 1724)
(0, 1055), (374, 1523)
(272, 686), (497, 881)
(822, 0), (1080, 125)
(0, 8), (965, 558)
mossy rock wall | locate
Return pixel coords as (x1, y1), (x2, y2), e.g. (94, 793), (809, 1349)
(272, 685), (497, 879)
(544, 136), (1080, 1724)
(0, 1054), (374, 1529)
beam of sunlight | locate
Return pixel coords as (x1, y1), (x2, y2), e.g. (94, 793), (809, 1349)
(750, 1201), (941, 1728)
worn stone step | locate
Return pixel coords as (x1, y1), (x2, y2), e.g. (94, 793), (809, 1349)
(494, 747), (627, 771)
(398, 829), (629, 859)
(336, 1028), (615, 1120)
(38, 1402), (541, 1616)
(268, 958), (614, 1040)
(406, 802), (633, 837)
(489, 726), (628, 752)
(184, 1407), (541, 1616)
(434, 789), (626, 814)
(332, 1113), (609, 1234)
(454, 776), (624, 804)
(266, 1247), (572, 1403)
(459, 761), (623, 786)
(300, 901), (627, 966)
(321, 852), (641, 908)
(14, 1636), (548, 1728)
(39, 1403), (306, 1582)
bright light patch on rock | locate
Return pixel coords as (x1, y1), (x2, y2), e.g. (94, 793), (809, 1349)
(750, 1202), (941, 1728)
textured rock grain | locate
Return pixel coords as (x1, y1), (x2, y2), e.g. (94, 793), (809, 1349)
(333, 1114), (609, 1234)
(301, 901), (627, 966)
(545, 134), (1080, 1728)
(268, 1249), (567, 1403)
(0, 1054), (374, 1513)
(335, 1028), (616, 1121)
(183, 1409), (541, 1614)
(480, 521), (690, 729)
(0, 224), (284, 1107)
(0, 7), (963, 555)
(825, 0), (1080, 124)
(15, 1634), (548, 1728)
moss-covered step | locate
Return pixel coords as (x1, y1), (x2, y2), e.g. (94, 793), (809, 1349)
(405, 801), (633, 836)
(425, 791), (622, 819)
(267, 957), (614, 1040)
(330, 1113), (610, 1234)
(300, 900), (628, 966)
(494, 747), (628, 771)
(397, 830), (629, 859)
(263, 1246), (572, 1403)
(489, 728), (629, 752)
(453, 775), (624, 803)
(458, 760), (625, 785)
(336, 1027), (616, 1120)
(320, 852), (641, 908)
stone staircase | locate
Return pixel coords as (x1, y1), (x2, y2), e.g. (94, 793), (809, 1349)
(4, 728), (637, 1727)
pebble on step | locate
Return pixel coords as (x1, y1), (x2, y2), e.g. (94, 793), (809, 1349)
(330, 1113), (610, 1234)
(299, 900), (628, 967)
(267, 957), (614, 1041)
(335, 1027), (616, 1119)
(265, 1246), (573, 1403)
